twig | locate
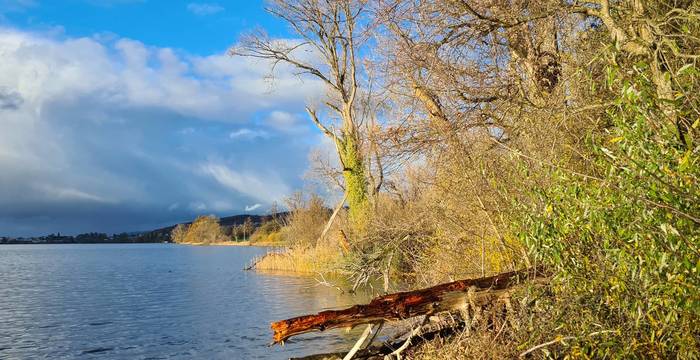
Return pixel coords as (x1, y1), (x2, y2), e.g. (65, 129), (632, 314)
(385, 316), (430, 360)
(519, 330), (618, 357)
(314, 272), (345, 293)
(519, 336), (575, 358)
(366, 321), (385, 347)
(344, 324), (374, 360)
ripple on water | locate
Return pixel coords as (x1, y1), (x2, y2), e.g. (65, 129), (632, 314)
(0, 244), (374, 359)
(81, 347), (115, 355)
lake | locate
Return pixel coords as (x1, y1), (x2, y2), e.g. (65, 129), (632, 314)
(0, 244), (372, 359)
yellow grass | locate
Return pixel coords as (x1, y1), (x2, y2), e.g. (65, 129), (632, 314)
(251, 245), (343, 273)
(176, 241), (244, 246)
(176, 240), (284, 247)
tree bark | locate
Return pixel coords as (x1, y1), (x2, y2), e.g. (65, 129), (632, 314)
(271, 267), (546, 344)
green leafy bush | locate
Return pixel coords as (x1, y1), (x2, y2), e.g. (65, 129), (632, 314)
(518, 65), (699, 357)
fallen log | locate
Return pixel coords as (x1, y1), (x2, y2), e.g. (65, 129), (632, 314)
(271, 267), (546, 344)
(289, 319), (464, 360)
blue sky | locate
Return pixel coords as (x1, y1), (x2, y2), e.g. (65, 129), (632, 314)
(0, 1), (331, 236)
(1, 0), (288, 54)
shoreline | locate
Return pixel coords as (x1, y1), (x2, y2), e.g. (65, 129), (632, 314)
(176, 241), (285, 247)
(1, 241), (286, 247)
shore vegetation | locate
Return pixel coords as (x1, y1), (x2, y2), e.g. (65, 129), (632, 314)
(229, 0), (699, 357)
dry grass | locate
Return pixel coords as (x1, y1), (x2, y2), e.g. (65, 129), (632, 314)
(249, 229), (284, 244)
(410, 330), (521, 360)
(178, 241), (244, 246)
(178, 240), (281, 247)
(252, 245), (344, 273)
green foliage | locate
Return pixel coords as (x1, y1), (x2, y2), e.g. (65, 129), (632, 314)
(517, 64), (699, 357)
(339, 135), (369, 230)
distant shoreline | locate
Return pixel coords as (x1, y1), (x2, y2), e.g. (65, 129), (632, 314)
(0, 241), (285, 247)
(0, 241), (167, 245)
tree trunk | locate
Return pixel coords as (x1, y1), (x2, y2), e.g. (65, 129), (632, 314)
(339, 132), (369, 228)
(270, 267), (546, 344)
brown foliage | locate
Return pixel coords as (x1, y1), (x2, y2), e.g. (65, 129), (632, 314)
(280, 192), (330, 248)
(171, 215), (226, 244)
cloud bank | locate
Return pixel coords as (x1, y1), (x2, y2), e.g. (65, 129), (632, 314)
(0, 27), (323, 236)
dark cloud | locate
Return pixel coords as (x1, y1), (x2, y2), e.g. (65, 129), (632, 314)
(0, 88), (23, 110)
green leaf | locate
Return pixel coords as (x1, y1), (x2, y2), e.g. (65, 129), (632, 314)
(678, 151), (691, 171)
(676, 63), (694, 76)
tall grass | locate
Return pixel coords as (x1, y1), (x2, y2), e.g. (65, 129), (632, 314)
(252, 245), (343, 273)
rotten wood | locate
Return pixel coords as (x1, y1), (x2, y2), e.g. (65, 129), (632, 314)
(271, 267), (546, 344)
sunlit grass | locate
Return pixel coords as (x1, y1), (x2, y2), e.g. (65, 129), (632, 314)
(252, 245), (343, 274)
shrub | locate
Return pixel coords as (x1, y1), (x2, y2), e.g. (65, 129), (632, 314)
(170, 223), (188, 243)
(172, 215), (227, 244)
(517, 66), (700, 357)
(280, 192), (330, 247)
(249, 219), (283, 244)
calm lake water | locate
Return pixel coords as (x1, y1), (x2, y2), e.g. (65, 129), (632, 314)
(0, 244), (372, 359)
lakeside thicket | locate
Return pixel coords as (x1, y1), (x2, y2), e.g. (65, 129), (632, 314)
(171, 215), (228, 244)
(228, 0), (699, 357)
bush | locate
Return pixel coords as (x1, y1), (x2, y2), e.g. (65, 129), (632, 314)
(280, 192), (330, 247)
(170, 223), (188, 243)
(517, 66), (700, 357)
(249, 219), (283, 244)
(171, 215), (227, 244)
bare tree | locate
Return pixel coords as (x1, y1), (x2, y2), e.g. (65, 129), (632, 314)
(231, 0), (371, 227)
(170, 223), (188, 243)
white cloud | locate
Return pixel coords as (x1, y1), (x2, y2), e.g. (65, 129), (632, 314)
(0, 27), (332, 235)
(187, 2), (224, 16)
(200, 162), (290, 204)
(36, 183), (114, 204)
(229, 128), (270, 140)
(245, 203), (261, 212)
(0, 28), (323, 122)
(189, 202), (207, 211)
(265, 110), (308, 133)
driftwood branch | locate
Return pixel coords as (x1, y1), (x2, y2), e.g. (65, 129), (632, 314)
(319, 193), (348, 244)
(289, 315), (469, 360)
(343, 324), (374, 360)
(385, 315), (430, 360)
(271, 267), (546, 344)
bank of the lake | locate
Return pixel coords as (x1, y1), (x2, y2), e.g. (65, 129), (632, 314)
(176, 240), (285, 247)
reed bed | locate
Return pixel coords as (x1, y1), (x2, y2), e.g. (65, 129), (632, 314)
(250, 245), (343, 274)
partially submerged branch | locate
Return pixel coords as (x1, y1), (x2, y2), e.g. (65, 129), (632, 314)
(271, 267), (546, 344)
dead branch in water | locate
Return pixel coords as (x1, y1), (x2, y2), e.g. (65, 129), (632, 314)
(271, 267), (546, 344)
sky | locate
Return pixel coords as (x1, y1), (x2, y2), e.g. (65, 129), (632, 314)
(0, 0), (330, 236)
